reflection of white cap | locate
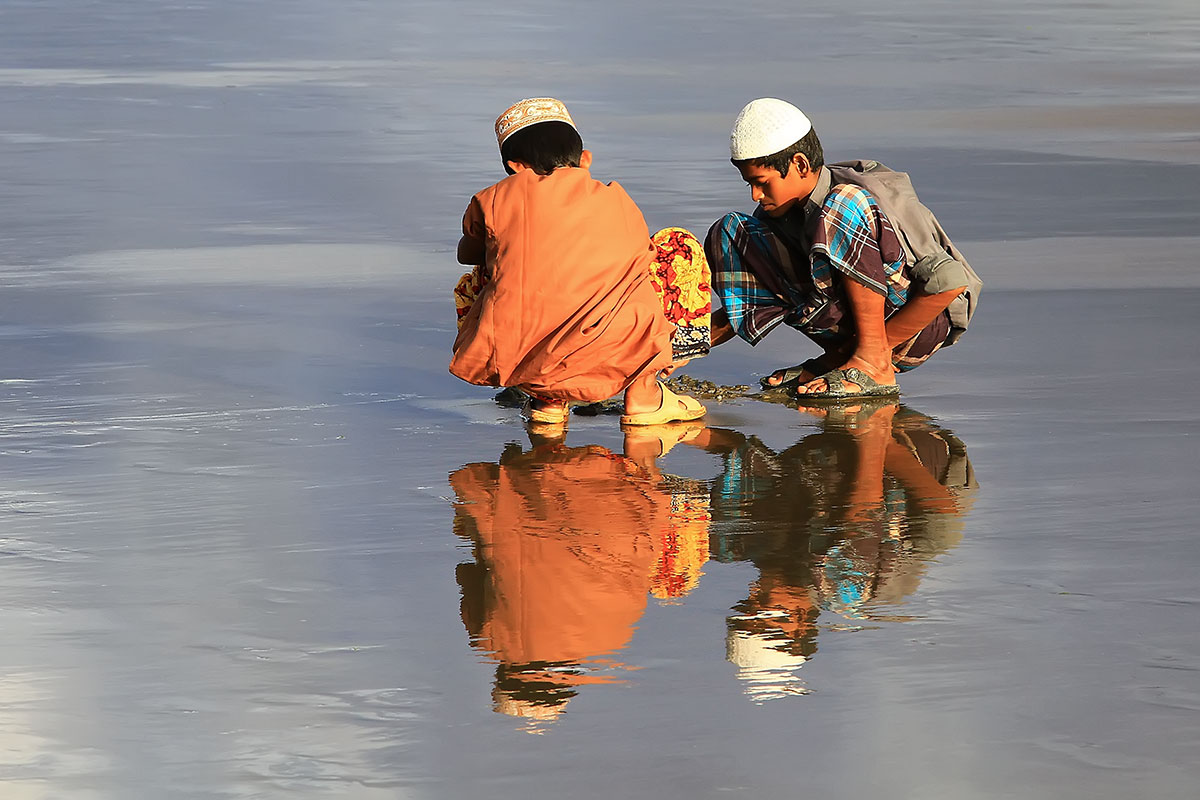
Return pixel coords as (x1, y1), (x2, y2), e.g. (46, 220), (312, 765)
(729, 98), (812, 160)
(726, 629), (809, 702)
(493, 694), (567, 722)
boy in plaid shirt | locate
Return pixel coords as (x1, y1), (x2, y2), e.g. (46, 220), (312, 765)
(705, 98), (967, 400)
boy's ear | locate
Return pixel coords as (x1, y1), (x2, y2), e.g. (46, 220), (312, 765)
(791, 153), (811, 176)
(579, 149), (593, 169)
(505, 159), (531, 173)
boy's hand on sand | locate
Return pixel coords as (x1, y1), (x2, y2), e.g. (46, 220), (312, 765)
(660, 360), (690, 379)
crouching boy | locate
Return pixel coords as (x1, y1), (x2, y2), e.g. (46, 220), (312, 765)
(451, 97), (707, 426)
(706, 98), (972, 400)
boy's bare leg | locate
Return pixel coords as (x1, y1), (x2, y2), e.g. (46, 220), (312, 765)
(623, 371), (668, 416)
(713, 285), (962, 392)
(710, 307), (737, 347)
(760, 344), (847, 388)
(796, 280), (895, 395)
(883, 286), (965, 348)
(711, 307), (837, 389)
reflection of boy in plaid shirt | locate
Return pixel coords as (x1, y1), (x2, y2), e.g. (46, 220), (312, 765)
(705, 99), (966, 400)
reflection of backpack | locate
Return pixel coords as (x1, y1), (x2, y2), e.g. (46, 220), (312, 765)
(828, 160), (982, 346)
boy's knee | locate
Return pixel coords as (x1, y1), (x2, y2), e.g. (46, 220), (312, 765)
(705, 212), (754, 247)
(704, 212), (756, 268)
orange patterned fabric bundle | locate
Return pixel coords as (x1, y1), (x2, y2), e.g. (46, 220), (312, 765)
(454, 265), (487, 329)
(648, 227), (712, 361)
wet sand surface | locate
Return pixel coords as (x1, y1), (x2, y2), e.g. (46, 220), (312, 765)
(3, 1), (1200, 798)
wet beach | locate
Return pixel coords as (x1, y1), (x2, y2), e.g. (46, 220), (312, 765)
(3, 1), (1200, 798)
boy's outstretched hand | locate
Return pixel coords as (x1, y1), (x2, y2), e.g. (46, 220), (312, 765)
(457, 233), (485, 266)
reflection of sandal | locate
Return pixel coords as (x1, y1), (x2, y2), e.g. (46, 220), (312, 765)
(521, 398), (570, 425)
(794, 367), (900, 401)
(795, 396), (899, 427)
(623, 420), (706, 456)
(525, 422), (569, 447)
(759, 358), (827, 391)
(620, 382), (707, 426)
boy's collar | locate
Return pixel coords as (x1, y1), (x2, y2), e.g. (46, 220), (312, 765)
(803, 166), (832, 217)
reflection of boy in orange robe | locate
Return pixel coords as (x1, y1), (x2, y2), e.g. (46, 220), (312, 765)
(451, 440), (679, 721)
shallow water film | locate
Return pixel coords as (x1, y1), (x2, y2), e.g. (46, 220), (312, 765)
(3, 1), (1200, 798)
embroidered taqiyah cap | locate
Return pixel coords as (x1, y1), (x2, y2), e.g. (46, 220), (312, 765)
(495, 97), (576, 149)
(729, 98), (812, 160)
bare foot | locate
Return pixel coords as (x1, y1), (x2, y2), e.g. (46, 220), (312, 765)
(659, 359), (690, 380)
(761, 351), (843, 389)
(762, 363), (821, 389)
(623, 374), (663, 416)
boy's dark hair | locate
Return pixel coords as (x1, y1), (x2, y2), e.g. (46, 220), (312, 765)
(733, 127), (824, 177)
(500, 121), (584, 175)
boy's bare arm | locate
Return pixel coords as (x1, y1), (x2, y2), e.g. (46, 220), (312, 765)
(885, 286), (965, 349)
(457, 234), (485, 266)
(710, 308), (737, 347)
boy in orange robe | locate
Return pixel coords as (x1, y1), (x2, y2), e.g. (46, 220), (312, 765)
(451, 98), (706, 427)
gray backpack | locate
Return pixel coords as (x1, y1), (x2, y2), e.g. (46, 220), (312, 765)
(828, 159), (982, 346)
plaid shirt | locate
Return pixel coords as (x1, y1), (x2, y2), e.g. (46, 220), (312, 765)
(712, 167), (909, 346)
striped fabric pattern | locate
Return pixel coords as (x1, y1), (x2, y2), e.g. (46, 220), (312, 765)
(707, 184), (908, 346)
(811, 185), (908, 308)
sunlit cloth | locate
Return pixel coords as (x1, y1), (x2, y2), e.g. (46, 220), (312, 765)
(650, 474), (711, 600)
(706, 183), (949, 371)
(456, 226), (713, 362)
(450, 168), (674, 403)
(648, 227), (712, 361)
(454, 264), (488, 328)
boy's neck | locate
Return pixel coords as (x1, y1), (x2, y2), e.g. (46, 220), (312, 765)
(803, 165), (831, 209)
(793, 167), (822, 206)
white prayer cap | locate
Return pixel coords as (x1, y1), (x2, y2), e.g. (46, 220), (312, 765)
(729, 98), (812, 160)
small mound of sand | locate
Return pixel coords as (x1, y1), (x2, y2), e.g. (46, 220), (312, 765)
(665, 374), (752, 402)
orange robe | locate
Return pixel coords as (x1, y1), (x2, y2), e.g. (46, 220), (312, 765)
(450, 168), (673, 403)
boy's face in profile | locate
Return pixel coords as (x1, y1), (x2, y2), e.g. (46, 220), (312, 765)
(736, 154), (813, 217)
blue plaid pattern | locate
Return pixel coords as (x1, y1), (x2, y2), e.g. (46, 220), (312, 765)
(705, 212), (804, 344)
(812, 186), (908, 308)
(706, 183), (922, 354)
